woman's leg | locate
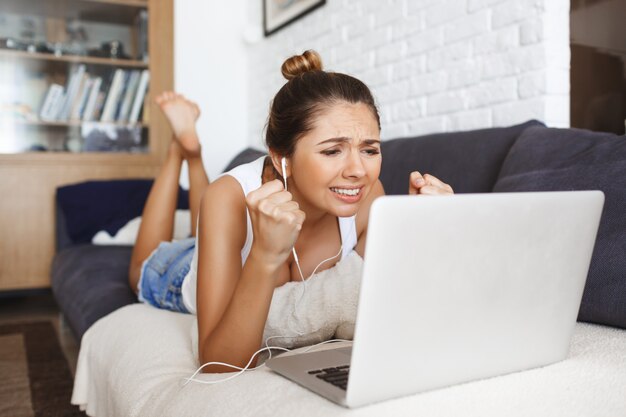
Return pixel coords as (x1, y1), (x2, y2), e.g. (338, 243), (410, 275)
(186, 153), (209, 236)
(129, 91), (208, 293)
(160, 92), (208, 237)
(128, 141), (184, 292)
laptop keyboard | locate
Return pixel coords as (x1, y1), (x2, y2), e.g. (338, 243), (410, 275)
(307, 365), (350, 390)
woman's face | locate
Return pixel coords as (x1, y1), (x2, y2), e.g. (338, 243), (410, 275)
(289, 101), (381, 219)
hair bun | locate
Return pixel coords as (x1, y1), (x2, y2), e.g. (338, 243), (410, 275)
(281, 50), (323, 80)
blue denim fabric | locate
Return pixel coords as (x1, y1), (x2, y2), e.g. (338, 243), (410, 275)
(138, 237), (196, 314)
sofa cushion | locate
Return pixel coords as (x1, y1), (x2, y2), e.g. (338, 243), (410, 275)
(493, 125), (626, 329)
(222, 148), (267, 172)
(51, 244), (136, 339)
(379, 120), (544, 195)
(56, 180), (189, 248)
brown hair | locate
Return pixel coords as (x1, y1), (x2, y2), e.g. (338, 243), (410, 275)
(265, 50), (380, 157)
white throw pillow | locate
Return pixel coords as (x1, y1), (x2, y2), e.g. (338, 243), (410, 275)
(92, 209), (192, 245)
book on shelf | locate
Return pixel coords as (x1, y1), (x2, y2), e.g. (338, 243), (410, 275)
(39, 84), (64, 121)
(82, 77), (102, 121)
(36, 66), (149, 126)
(58, 64), (86, 121)
(117, 70), (141, 122)
(129, 69), (150, 124)
(70, 75), (92, 121)
(100, 69), (125, 122)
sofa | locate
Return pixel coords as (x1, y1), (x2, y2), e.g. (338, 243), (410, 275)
(51, 120), (626, 416)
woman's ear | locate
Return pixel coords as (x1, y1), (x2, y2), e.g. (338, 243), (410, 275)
(268, 151), (290, 179)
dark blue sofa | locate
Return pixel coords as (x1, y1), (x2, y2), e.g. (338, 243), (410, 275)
(51, 120), (626, 340)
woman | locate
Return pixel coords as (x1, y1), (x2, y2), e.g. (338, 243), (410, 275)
(129, 50), (454, 373)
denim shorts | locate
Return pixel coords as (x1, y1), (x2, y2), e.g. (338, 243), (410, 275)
(138, 237), (196, 314)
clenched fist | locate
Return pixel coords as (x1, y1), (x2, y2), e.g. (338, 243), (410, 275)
(245, 179), (306, 269)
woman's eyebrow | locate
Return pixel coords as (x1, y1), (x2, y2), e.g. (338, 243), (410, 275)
(316, 137), (381, 146)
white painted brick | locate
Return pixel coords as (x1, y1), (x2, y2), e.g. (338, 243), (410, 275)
(247, 0), (570, 143)
(373, 79), (411, 102)
(407, 0), (443, 16)
(427, 91), (467, 115)
(473, 26), (519, 56)
(376, 41), (405, 65)
(409, 71), (448, 95)
(492, 0), (542, 29)
(427, 40), (472, 72)
(407, 116), (449, 135)
(467, 77), (518, 108)
(519, 18), (543, 45)
(450, 108), (492, 130)
(492, 98), (545, 126)
(480, 44), (545, 80)
(448, 60), (482, 88)
(406, 27), (444, 56)
(391, 99), (425, 122)
(444, 10), (491, 44)
(424, 0), (468, 28)
(381, 122), (409, 140)
(518, 67), (570, 99)
(361, 26), (391, 50)
(468, 0), (508, 12)
(374, 5), (404, 27)
(392, 56), (426, 81)
(345, 19), (370, 40)
(518, 70), (546, 99)
(360, 65), (390, 87)
(391, 14), (422, 41)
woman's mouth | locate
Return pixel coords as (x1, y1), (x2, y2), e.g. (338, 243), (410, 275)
(329, 186), (363, 203)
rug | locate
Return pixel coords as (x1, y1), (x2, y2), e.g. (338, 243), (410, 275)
(0, 321), (85, 417)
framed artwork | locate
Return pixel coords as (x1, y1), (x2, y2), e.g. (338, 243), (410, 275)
(263, 0), (326, 36)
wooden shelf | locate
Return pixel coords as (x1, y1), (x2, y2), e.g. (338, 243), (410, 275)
(13, 119), (148, 129)
(0, 49), (148, 68)
(0, 0), (173, 292)
(0, 0), (147, 24)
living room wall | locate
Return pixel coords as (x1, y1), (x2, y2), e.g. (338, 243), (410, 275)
(175, 0), (249, 182)
(245, 0), (571, 149)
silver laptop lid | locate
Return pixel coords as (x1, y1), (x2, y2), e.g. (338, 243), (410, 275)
(346, 191), (604, 408)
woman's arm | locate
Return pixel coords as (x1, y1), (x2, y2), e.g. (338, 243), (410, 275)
(195, 177), (304, 373)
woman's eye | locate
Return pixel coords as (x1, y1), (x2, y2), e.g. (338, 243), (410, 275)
(322, 150), (340, 156)
(365, 149), (380, 155)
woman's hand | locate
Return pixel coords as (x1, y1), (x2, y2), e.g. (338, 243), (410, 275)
(408, 171), (454, 195)
(246, 179), (306, 268)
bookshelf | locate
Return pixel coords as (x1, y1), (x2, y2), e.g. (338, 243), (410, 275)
(0, 0), (173, 291)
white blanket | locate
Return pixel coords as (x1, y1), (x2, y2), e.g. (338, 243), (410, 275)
(72, 250), (626, 416)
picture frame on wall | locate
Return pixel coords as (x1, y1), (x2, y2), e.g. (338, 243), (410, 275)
(263, 0), (326, 36)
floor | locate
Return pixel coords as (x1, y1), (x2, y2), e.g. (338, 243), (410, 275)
(0, 291), (80, 376)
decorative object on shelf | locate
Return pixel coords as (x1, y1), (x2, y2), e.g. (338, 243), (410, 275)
(263, 0), (326, 36)
(82, 122), (144, 153)
(88, 40), (130, 60)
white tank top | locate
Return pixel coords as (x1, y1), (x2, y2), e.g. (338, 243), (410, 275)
(181, 155), (358, 314)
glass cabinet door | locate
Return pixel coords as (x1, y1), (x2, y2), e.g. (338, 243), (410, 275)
(0, 0), (150, 154)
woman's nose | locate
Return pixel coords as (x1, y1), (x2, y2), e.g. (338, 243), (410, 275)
(343, 149), (366, 178)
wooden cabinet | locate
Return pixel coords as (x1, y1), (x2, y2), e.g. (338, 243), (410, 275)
(0, 0), (173, 290)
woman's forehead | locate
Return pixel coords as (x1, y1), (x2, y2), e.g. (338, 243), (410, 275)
(303, 102), (380, 143)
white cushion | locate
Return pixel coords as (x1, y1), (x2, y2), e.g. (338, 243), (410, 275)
(73, 303), (626, 417)
(91, 210), (191, 245)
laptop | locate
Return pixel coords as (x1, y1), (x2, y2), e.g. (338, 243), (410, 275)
(266, 191), (604, 408)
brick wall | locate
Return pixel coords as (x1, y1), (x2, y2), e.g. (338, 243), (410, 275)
(246, 0), (570, 148)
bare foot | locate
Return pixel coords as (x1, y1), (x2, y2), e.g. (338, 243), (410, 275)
(155, 91), (201, 158)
